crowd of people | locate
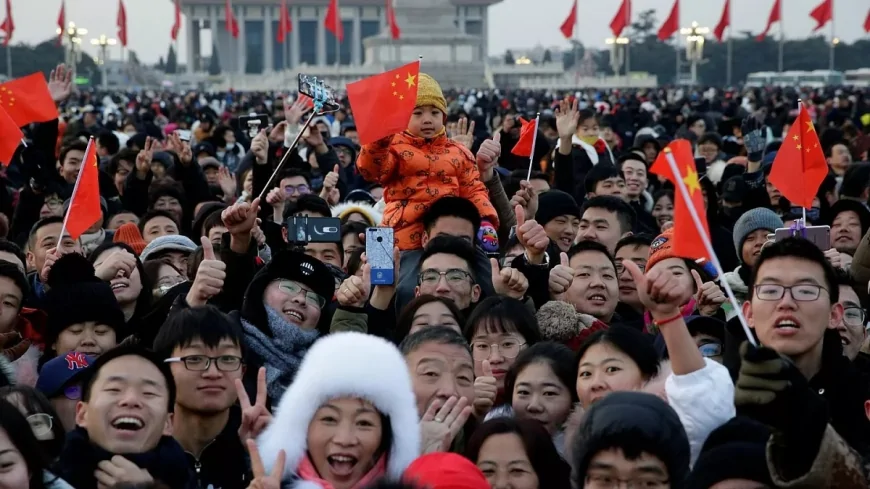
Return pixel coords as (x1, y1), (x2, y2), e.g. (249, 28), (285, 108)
(0, 62), (866, 488)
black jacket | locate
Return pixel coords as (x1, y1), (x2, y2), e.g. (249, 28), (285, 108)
(184, 405), (251, 489)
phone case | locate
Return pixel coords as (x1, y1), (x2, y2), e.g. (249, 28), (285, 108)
(366, 227), (395, 285)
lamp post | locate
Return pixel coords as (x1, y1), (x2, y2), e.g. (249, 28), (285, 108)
(56, 22), (88, 82)
(680, 22), (709, 86)
(90, 35), (118, 90)
(605, 37), (629, 77)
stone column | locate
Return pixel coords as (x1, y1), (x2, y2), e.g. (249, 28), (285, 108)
(264, 6), (274, 72)
(352, 14), (360, 65)
(237, 5), (246, 74)
(317, 8), (327, 65)
(291, 6), (300, 68)
(185, 6), (195, 73)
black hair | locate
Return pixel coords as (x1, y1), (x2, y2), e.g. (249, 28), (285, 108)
(89, 242), (154, 323)
(340, 221), (368, 243)
(528, 170), (549, 182)
(0, 398), (49, 489)
(395, 295), (465, 343)
(147, 181), (186, 210)
(97, 131), (121, 156)
(0, 385), (65, 463)
(278, 168), (311, 186)
(577, 108), (598, 126)
(566, 240), (617, 271)
(152, 305), (245, 361)
(345, 247), (365, 277)
(463, 295), (542, 345)
(108, 149), (140, 177)
(0, 239), (25, 268)
(583, 164), (623, 195)
(614, 234), (653, 255)
(839, 163), (870, 200)
(202, 211), (226, 238)
(28, 216), (65, 250)
(697, 132), (723, 149)
(505, 341), (579, 405)
(419, 235), (478, 282)
(283, 194), (331, 220)
(465, 418), (572, 489)
(421, 197), (482, 238)
(749, 237), (839, 304)
(81, 345), (176, 411)
(0, 261), (28, 307)
(399, 326), (471, 357)
(137, 210), (180, 235)
(59, 141), (88, 166)
(615, 152), (648, 170)
(580, 196), (636, 235)
(576, 325), (660, 380)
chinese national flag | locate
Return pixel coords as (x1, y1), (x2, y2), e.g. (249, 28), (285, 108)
(63, 138), (101, 240)
(767, 104), (828, 209)
(657, 0), (679, 41)
(277, 0), (292, 43)
(610, 0), (631, 37)
(56, 1), (65, 46)
(117, 0), (127, 47)
(511, 117), (538, 157)
(346, 60), (420, 145)
(559, 0), (577, 39)
(865, 9), (870, 33)
(0, 106), (22, 165)
(650, 139), (710, 261)
(0, 0), (14, 46)
(325, 0), (343, 42)
(386, 0), (400, 40)
(225, 0), (239, 39)
(171, 0), (181, 41)
(809, 0), (832, 31)
(757, 0), (781, 41)
(0, 73), (57, 127)
(713, 0), (730, 41)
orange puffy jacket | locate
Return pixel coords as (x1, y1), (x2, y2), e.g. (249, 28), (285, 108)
(357, 130), (499, 250)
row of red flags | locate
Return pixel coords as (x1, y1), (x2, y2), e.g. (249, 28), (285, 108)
(559, 0), (870, 42)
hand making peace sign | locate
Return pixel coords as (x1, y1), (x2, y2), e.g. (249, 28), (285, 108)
(246, 439), (286, 489)
(235, 367), (272, 443)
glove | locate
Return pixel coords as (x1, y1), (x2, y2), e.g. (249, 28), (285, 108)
(740, 116), (767, 163)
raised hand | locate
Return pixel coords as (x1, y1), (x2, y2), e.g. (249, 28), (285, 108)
(472, 360), (498, 418)
(265, 188), (287, 223)
(134, 136), (155, 179)
(622, 260), (693, 320)
(251, 130), (269, 165)
(284, 96), (311, 126)
(475, 132), (501, 180)
(692, 269), (726, 317)
(186, 237), (227, 307)
(548, 252), (574, 301)
(222, 198), (261, 236)
(319, 164), (341, 206)
(741, 114), (767, 162)
(236, 367), (272, 443)
(40, 247), (60, 285)
(218, 166), (238, 199)
(514, 205), (548, 263)
(302, 125), (325, 148)
(94, 249), (137, 282)
(48, 64), (73, 103)
(555, 97), (580, 140)
(509, 181), (538, 220)
(246, 439), (285, 489)
(268, 121), (288, 144)
(449, 118), (475, 149)
(336, 264), (372, 308)
(490, 258), (528, 300)
(420, 396), (472, 454)
(94, 456), (153, 488)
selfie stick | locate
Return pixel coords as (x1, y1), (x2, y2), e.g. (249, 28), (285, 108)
(664, 148), (758, 347)
(257, 80), (335, 202)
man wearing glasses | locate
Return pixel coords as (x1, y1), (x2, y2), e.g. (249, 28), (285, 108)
(35, 351), (95, 432)
(832, 269), (867, 362)
(415, 236), (482, 311)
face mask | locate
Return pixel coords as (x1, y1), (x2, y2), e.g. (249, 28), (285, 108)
(581, 135), (599, 145)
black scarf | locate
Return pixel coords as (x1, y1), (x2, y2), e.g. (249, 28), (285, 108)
(53, 427), (194, 489)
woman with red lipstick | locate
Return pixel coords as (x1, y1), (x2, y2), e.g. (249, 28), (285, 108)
(464, 296), (542, 419)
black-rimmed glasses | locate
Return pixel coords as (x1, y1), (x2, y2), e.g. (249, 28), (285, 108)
(164, 355), (243, 372)
(754, 284), (826, 302)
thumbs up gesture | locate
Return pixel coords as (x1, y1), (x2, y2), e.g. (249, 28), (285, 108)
(548, 252), (575, 301)
(490, 258), (529, 300)
(692, 269), (726, 316)
(515, 205), (549, 264)
(186, 237), (227, 307)
(319, 164), (341, 206)
(336, 263), (372, 308)
(472, 360), (498, 418)
(622, 260), (692, 320)
(476, 132), (501, 181)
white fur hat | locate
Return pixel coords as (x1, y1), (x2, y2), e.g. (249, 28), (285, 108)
(257, 332), (420, 484)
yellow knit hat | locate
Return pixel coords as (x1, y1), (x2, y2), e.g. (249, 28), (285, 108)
(415, 73), (447, 115)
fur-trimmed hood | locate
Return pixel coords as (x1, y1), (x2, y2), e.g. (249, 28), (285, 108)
(257, 332), (420, 487)
(535, 300), (609, 351)
(331, 201), (383, 227)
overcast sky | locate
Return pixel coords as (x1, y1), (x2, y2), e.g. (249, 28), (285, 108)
(6, 0), (869, 64)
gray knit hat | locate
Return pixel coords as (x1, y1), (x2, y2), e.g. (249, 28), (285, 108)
(140, 235), (197, 261)
(733, 208), (783, 258)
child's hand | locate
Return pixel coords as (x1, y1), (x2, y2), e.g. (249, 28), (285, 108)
(476, 133), (501, 181)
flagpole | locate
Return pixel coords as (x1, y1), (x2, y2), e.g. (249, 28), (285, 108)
(526, 114), (540, 181)
(572, 0), (579, 74)
(777, 0), (784, 72)
(663, 148), (757, 347)
(829, 0), (835, 71)
(4, 43), (10, 79)
(624, 0), (630, 77)
(726, 0), (732, 85)
(334, 0), (340, 68)
(58, 137), (95, 244)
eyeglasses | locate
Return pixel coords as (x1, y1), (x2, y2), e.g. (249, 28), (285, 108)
(63, 384), (82, 401)
(45, 198), (64, 210)
(164, 355), (243, 372)
(615, 260), (646, 275)
(843, 306), (866, 327)
(754, 284), (827, 302)
(26, 414), (53, 438)
(471, 339), (526, 361)
(418, 269), (474, 286)
(277, 280), (326, 308)
(698, 342), (722, 358)
(284, 184), (310, 195)
(585, 475), (669, 489)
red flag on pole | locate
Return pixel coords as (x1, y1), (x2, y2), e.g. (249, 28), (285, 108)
(277, 0), (292, 43)
(0, 73), (58, 127)
(62, 138), (101, 241)
(56, 1), (65, 46)
(117, 0), (127, 47)
(609, 0), (631, 37)
(767, 104), (828, 209)
(0, 106), (21, 165)
(713, 0), (730, 41)
(865, 9), (870, 33)
(559, 0), (577, 39)
(170, 0), (182, 41)
(0, 0), (13, 46)
(325, 0), (343, 42)
(511, 117), (539, 157)
(225, 0), (239, 39)
(346, 61), (420, 145)
(657, 0), (679, 40)
(756, 0), (782, 41)
(386, 0), (400, 40)
(809, 0), (833, 31)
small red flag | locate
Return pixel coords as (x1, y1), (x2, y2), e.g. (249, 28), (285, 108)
(657, 0), (679, 41)
(325, 0), (343, 42)
(511, 117), (538, 157)
(757, 0), (781, 41)
(650, 140), (710, 261)
(386, 0), (400, 40)
(0, 0), (13, 47)
(809, 0), (832, 31)
(609, 0), (631, 37)
(56, 1), (65, 46)
(0, 106), (22, 165)
(559, 0), (577, 39)
(225, 0), (239, 39)
(346, 61), (420, 145)
(865, 9), (870, 33)
(277, 0), (292, 43)
(713, 0), (730, 41)
(117, 0), (127, 47)
(0, 73), (58, 127)
(768, 104), (828, 209)
(171, 0), (182, 41)
(63, 138), (101, 241)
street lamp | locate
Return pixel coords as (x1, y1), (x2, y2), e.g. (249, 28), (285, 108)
(90, 35), (118, 90)
(56, 22), (88, 81)
(680, 21), (709, 86)
(605, 37), (630, 76)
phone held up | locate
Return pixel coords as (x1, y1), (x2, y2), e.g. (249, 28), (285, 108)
(366, 227), (395, 286)
(285, 216), (341, 245)
(297, 74), (340, 111)
(772, 225), (831, 251)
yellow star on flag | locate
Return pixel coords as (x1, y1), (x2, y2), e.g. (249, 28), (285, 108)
(796, 144), (802, 150)
(805, 121), (815, 133)
(683, 166), (701, 195)
(405, 73), (416, 89)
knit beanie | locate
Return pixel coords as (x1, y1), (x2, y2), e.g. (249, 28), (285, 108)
(536, 190), (580, 226)
(403, 453), (489, 489)
(684, 417), (774, 489)
(113, 223), (148, 256)
(44, 253), (126, 345)
(415, 73), (447, 115)
(732, 208), (783, 258)
(647, 228), (677, 271)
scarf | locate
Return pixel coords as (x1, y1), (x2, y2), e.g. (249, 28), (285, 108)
(79, 229), (106, 256)
(54, 427), (192, 489)
(643, 298), (697, 335)
(295, 454), (386, 489)
(240, 306), (319, 401)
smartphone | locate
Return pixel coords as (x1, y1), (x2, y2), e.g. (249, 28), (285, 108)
(297, 74), (340, 111)
(366, 227), (395, 285)
(774, 225), (831, 251)
(176, 129), (191, 142)
(285, 216), (341, 244)
(238, 114), (271, 136)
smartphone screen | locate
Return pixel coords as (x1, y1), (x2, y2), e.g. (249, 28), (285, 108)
(366, 227), (395, 285)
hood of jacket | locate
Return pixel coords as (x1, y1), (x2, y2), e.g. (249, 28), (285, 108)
(331, 201), (383, 227)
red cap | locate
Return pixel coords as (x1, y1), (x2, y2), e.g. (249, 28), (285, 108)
(402, 453), (489, 489)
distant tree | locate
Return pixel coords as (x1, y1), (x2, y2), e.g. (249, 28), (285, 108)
(165, 45), (178, 74)
(543, 49), (553, 63)
(504, 50), (515, 65)
(630, 9), (658, 40)
(562, 40), (585, 70)
(157, 56), (165, 71)
(128, 51), (141, 66)
(208, 45), (221, 75)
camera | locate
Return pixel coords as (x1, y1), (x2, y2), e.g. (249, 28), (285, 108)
(284, 216), (341, 245)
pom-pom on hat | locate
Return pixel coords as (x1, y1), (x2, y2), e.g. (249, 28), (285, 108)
(112, 223), (147, 256)
(415, 73), (447, 115)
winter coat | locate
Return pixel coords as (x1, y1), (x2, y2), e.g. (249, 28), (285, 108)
(552, 135), (615, 204)
(356, 131), (499, 250)
(183, 405), (251, 489)
(765, 424), (869, 487)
